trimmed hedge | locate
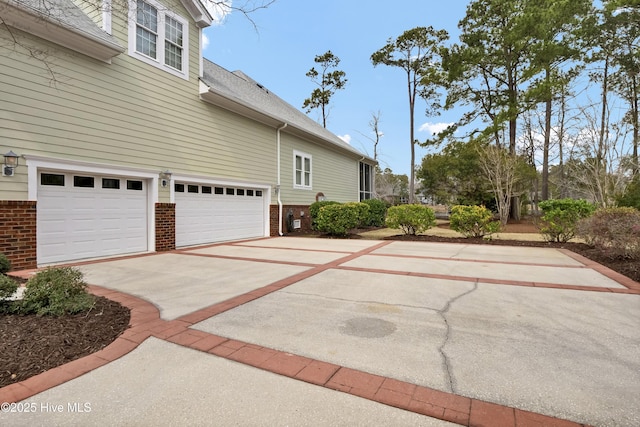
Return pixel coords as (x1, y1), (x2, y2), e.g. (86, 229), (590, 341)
(385, 204), (436, 235)
(538, 199), (595, 243)
(315, 203), (369, 236)
(449, 205), (500, 238)
(310, 200), (341, 230)
(361, 199), (389, 227)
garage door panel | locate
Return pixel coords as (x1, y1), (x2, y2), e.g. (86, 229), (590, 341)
(176, 184), (265, 247)
(37, 172), (148, 264)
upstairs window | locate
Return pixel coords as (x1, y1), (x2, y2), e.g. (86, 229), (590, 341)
(129, 0), (189, 79)
(164, 16), (184, 70)
(293, 150), (312, 189)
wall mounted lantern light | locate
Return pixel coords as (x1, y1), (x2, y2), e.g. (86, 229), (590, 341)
(3, 150), (19, 177)
(160, 170), (172, 188)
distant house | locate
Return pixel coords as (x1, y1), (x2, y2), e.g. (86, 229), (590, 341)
(0, 0), (375, 269)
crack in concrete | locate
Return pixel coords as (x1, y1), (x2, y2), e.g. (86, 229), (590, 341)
(437, 280), (479, 394)
(282, 283), (481, 395)
(448, 244), (468, 260)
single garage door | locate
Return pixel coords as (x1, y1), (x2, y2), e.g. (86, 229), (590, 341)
(37, 172), (148, 265)
(175, 183), (266, 247)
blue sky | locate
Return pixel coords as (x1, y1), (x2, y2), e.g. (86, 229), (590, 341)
(202, 0), (470, 177)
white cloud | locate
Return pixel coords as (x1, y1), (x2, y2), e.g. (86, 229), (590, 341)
(338, 134), (352, 144)
(419, 122), (454, 136)
(202, 33), (210, 50)
(204, 0), (233, 25)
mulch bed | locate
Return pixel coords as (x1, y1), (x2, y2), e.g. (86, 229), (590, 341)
(0, 296), (130, 388)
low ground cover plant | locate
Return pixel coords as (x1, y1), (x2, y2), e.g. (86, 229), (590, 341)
(538, 199), (595, 243)
(20, 267), (95, 316)
(0, 274), (19, 313)
(449, 205), (500, 238)
(577, 207), (640, 259)
(386, 204), (436, 235)
(315, 202), (370, 236)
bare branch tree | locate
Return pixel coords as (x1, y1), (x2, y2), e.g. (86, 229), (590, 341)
(477, 144), (527, 225)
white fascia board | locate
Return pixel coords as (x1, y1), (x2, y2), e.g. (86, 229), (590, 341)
(180, 0), (212, 28)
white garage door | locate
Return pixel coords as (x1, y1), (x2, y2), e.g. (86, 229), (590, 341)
(37, 172), (148, 264)
(175, 183), (266, 247)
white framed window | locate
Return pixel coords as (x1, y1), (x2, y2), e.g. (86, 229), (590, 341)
(128, 0), (189, 79)
(359, 162), (373, 201)
(293, 150), (312, 189)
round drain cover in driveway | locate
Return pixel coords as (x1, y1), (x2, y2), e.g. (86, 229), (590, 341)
(340, 317), (397, 338)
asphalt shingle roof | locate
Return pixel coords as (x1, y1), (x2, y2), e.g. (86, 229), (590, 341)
(201, 59), (373, 160)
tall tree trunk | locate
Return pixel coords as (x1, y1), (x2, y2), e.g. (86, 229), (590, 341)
(542, 68), (552, 201)
(558, 90), (566, 198)
(597, 56), (609, 206)
(632, 74), (639, 176)
(408, 72), (416, 204)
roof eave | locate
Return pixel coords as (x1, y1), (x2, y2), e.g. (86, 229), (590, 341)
(180, 0), (213, 28)
(1, 0), (125, 62)
(199, 80), (284, 127)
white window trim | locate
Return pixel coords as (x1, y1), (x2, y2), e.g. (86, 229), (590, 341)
(128, 0), (189, 80)
(293, 150), (312, 190)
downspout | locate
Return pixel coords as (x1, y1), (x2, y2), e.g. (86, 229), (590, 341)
(277, 123), (288, 236)
(358, 156), (365, 200)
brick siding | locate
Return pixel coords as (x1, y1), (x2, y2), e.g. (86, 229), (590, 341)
(0, 201), (37, 270)
(269, 204), (311, 236)
(155, 203), (175, 252)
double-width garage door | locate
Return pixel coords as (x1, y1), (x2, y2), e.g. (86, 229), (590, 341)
(37, 172), (148, 265)
(175, 182), (266, 247)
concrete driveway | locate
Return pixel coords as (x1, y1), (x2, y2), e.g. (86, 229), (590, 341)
(1, 237), (638, 427)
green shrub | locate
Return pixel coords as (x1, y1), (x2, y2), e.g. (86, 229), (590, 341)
(315, 203), (363, 236)
(0, 253), (11, 274)
(0, 275), (19, 314)
(309, 200), (341, 230)
(577, 207), (640, 259)
(0, 274), (18, 299)
(20, 267), (95, 316)
(385, 204), (436, 235)
(361, 199), (389, 227)
(616, 175), (640, 210)
(449, 205), (500, 238)
(344, 202), (370, 228)
(538, 199), (595, 242)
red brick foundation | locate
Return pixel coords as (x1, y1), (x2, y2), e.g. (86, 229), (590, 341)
(0, 200), (37, 270)
(269, 205), (311, 236)
(155, 203), (175, 252)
